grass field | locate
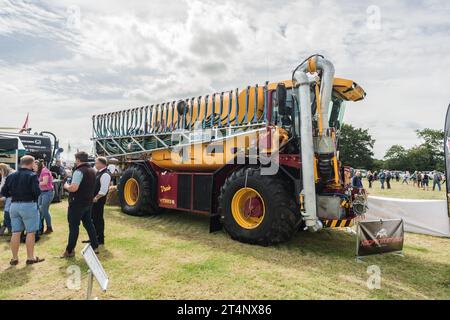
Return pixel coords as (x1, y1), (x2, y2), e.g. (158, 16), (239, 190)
(365, 180), (446, 200)
(1, 201), (450, 300)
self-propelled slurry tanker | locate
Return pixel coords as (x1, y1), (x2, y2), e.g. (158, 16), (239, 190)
(92, 55), (368, 245)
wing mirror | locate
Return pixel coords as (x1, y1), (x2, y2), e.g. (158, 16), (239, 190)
(276, 83), (288, 115)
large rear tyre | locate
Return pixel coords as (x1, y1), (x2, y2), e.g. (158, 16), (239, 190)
(118, 166), (161, 216)
(218, 167), (300, 246)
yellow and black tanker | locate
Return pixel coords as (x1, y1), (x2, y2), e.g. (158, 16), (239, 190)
(93, 55), (367, 246)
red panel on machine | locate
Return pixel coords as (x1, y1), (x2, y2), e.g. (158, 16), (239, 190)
(157, 172), (178, 209)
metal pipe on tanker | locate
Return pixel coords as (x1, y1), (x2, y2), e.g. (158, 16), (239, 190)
(144, 107), (148, 133)
(252, 84), (259, 123)
(303, 56), (335, 133)
(113, 113), (118, 136)
(211, 93), (216, 128)
(244, 86), (250, 124)
(294, 72), (322, 232)
(234, 89), (239, 125)
(263, 81), (269, 123)
(196, 96), (202, 128)
(218, 93), (224, 128)
(106, 113), (111, 136)
(149, 106), (154, 133)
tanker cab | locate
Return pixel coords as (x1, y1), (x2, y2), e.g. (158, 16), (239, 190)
(269, 78), (365, 137)
(280, 75), (366, 225)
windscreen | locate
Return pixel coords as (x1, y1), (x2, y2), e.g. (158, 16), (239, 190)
(329, 96), (346, 132)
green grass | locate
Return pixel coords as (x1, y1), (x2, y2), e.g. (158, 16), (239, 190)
(1, 201), (450, 300)
(365, 180), (446, 200)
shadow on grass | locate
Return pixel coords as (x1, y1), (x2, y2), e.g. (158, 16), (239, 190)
(106, 206), (450, 298)
(107, 206), (358, 257)
(1, 236), (11, 251)
(0, 265), (32, 294)
(99, 247), (114, 261)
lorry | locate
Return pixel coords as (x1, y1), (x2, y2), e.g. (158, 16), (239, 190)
(92, 54), (368, 245)
(0, 131), (63, 167)
(0, 130), (65, 202)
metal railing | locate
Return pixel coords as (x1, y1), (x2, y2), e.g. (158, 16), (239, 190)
(92, 83), (271, 158)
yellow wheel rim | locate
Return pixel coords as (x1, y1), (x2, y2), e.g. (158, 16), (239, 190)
(124, 178), (140, 206)
(231, 187), (265, 230)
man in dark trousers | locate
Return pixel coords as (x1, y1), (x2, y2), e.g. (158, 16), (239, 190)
(379, 171), (386, 189)
(386, 171), (392, 189)
(61, 151), (99, 258)
(91, 157), (111, 246)
(1, 155), (45, 266)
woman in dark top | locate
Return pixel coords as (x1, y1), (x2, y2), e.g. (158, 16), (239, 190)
(422, 173), (429, 191)
(352, 171), (364, 189)
(367, 171), (374, 188)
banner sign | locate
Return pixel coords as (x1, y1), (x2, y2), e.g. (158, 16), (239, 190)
(356, 219), (404, 257)
(81, 244), (109, 291)
(445, 103), (450, 217)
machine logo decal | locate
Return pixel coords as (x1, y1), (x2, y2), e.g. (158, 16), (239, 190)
(160, 198), (175, 205)
(376, 228), (388, 239)
(160, 185), (172, 193)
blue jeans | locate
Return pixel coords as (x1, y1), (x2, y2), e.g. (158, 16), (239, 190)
(10, 202), (40, 233)
(433, 181), (441, 191)
(3, 197), (12, 229)
(3, 211), (11, 230)
(38, 190), (54, 229)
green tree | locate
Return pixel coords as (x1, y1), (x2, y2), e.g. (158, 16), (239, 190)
(382, 129), (444, 172)
(405, 145), (436, 172)
(339, 124), (375, 169)
(384, 145), (408, 170)
(371, 159), (385, 172)
(416, 129), (444, 152)
(416, 129), (445, 171)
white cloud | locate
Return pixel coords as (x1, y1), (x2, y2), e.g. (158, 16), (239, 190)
(0, 0), (449, 160)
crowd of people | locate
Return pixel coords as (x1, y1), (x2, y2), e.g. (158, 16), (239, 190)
(363, 170), (444, 191)
(0, 152), (111, 266)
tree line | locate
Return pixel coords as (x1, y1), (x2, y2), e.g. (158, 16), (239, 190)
(339, 124), (445, 172)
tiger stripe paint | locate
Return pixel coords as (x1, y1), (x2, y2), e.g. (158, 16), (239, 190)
(322, 219), (354, 228)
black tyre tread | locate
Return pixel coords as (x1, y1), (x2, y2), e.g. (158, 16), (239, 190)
(218, 167), (300, 246)
(118, 166), (162, 216)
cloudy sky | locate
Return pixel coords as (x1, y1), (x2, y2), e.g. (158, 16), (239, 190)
(0, 0), (449, 159)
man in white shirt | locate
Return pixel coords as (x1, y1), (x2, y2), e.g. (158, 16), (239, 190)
(90, 157), (111, 246)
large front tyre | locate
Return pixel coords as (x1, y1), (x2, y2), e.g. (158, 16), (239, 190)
(218, 167), (300, 246)
(118, 166), (161, 216)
